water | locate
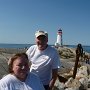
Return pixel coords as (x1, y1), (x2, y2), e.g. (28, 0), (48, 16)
(0, 43), (32, 49)
(0, 44), (90, 53)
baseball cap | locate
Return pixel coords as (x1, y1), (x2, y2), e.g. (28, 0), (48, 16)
(35, 30), (48, 38)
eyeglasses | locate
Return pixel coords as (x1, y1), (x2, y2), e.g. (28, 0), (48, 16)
(16, 64), (29, 69)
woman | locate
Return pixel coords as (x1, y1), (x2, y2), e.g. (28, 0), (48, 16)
(0, 53), (45, 90)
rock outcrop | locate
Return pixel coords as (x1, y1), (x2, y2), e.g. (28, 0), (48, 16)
(53, 46), (90, 90)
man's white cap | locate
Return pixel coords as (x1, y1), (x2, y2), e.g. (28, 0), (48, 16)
(35, 30), (48, 38)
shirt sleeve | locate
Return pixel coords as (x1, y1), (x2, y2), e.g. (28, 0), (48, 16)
(52, 49), (61, 69)
(0, 80), (10, 90)
(26, 45), (36, 61)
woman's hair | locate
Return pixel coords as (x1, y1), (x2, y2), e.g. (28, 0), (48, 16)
(8, 53), (29, 73)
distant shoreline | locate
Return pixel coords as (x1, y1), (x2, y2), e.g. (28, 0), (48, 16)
(0, 43), (90, 53)
(0, 48), (26, 54)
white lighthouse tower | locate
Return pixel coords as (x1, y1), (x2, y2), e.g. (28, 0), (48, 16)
(55, 29), (63, 47)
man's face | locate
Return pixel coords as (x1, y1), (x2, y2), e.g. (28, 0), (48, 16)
(35, 35), (48, 50)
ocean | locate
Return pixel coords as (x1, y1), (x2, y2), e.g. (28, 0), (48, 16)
(0, 43), (90, 53)
(0, 43), (32, 49)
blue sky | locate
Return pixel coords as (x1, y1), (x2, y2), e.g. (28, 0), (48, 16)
(0, 0), (90, 45)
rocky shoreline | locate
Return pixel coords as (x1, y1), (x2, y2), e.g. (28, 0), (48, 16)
(54, 46), (90, 90)
(0, 47), (90, 90)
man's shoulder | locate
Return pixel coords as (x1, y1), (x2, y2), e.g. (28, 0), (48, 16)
(26, 45), (37, 54)
(48, 45), (58, 52)
(29, 45), (37, 48)
(27, 45), (37, 51)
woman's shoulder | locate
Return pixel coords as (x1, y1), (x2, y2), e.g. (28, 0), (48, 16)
(26, 72), (45, 90)
(0, 74), (14, 84)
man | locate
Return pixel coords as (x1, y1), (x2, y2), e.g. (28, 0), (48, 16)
(26, 30), (61, 90)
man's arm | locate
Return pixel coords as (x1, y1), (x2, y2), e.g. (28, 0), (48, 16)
(49, 69), (58, 90)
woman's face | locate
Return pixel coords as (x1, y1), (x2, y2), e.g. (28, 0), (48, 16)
(12, 57), (30, 81)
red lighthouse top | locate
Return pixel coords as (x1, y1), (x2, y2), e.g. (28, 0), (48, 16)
(58, 29), (62, 35)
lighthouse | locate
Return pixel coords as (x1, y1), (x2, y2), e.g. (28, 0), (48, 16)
(55, 29), (63, 47)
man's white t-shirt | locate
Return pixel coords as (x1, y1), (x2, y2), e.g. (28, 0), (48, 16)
(26, 45), (61, 85)
(0, 72), (45, 90)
